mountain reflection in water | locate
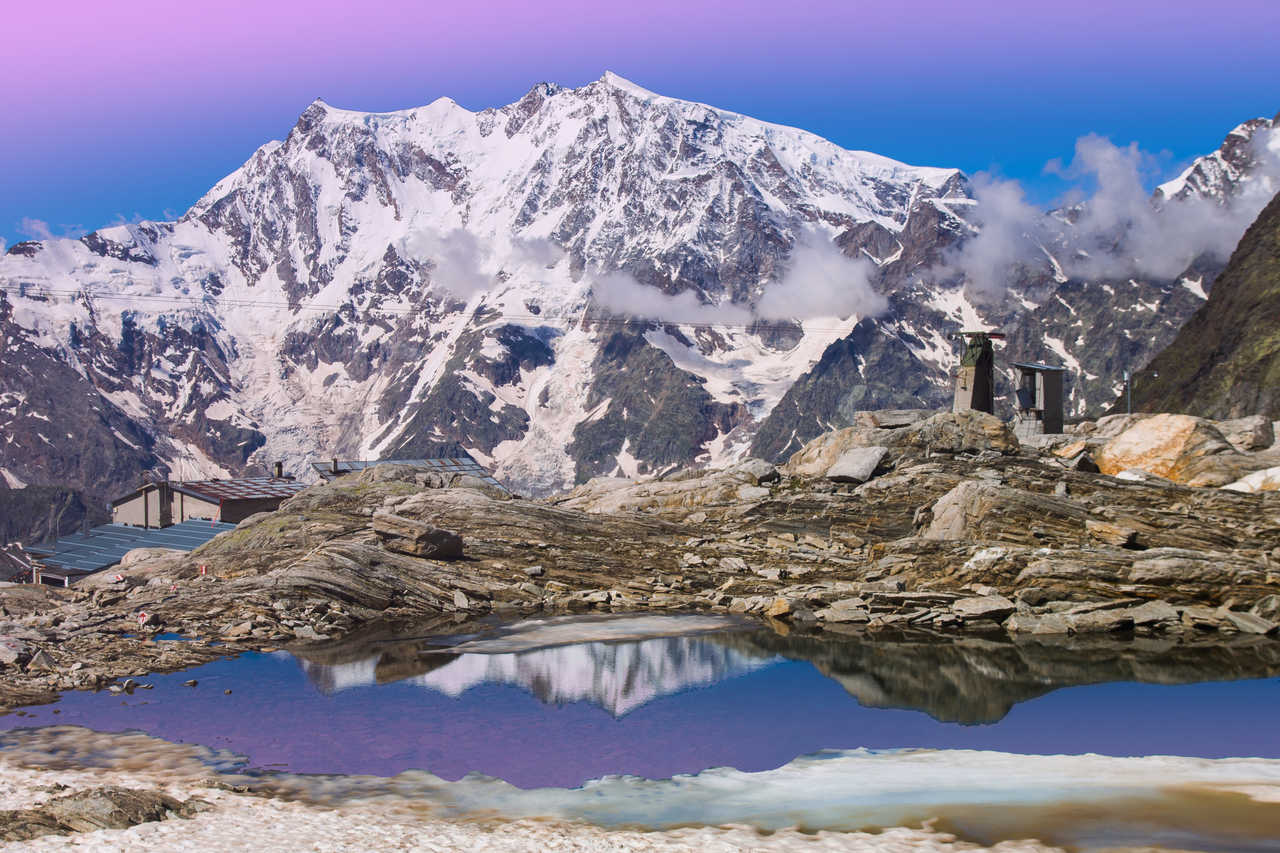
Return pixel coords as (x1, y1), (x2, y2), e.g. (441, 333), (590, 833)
(5, 616), (1280, 787)
(301, 634), (776, 716)
(293, 618), (1280, 724)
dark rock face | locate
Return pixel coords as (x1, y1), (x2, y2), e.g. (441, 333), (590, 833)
(0, 486), (107, 549)
(1129, 190), (1280, 419)
(751, 319), (946, 461)
(0, 295), (160, 506)
(568, 330), (746, 482)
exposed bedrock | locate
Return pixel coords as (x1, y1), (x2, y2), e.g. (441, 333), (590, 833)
(3, 411), (1280, 711)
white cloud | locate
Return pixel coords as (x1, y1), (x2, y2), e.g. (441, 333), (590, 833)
(593, 271), (754, 326)
(17, 218), (54, 241)
(755, 232), (885, 320)
(937, 126), (1280, 296)
(591, 229), (887, 328)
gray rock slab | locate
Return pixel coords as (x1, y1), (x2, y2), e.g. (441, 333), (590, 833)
(1220, 609), (1278, 635)
(952, 595), (1016, 621)
(826, 446), (889, 484)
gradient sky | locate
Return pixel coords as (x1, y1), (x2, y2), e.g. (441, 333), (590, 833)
(3, 0), (1278, 246)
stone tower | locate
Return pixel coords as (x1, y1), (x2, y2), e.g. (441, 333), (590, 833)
(952, 332), (1002, 414)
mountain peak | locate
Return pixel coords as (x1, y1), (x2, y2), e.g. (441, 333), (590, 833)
(596, 71), (659, 100)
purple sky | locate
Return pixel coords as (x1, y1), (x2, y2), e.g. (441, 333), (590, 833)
(3, 0), (1278, 244)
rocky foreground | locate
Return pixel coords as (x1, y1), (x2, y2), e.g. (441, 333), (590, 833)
(2, 409), (1280, 713)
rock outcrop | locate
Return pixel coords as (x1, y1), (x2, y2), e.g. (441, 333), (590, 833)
(3, 413), (1280, 713)
(0, 787), (204, 842)
(1095, 414), (1253, 486)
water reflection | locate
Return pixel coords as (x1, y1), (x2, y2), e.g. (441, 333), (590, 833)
(300, 634), (775, 716)
(294, 618), (1280, 723)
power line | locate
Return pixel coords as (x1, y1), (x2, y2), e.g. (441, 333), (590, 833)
(0, 283), (865, 335)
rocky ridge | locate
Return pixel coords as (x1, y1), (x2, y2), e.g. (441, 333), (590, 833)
(2, 410), (1280, 712)
(1128, 188), (1280, 420)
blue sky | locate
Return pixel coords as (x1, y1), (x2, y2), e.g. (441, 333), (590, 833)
(3, 0), (1278, 246)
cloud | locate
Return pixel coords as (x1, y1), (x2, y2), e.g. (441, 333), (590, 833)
(755, 233), (885, 320)
(17, 218), (54, 241)
(936, 126), (1280, 296)
(510, 236), (565, 269)
(399, 230), (569, 298)
(593, 271), (755, 326)
(401, 228), (496, 298)
(16, 218), (87, 242)
(592, 229), (886, 327)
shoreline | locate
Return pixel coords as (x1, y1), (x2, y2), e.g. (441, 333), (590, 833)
(4, 727), (1280, 851)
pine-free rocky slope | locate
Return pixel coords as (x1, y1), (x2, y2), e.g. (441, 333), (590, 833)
(1128, 189), (1280, 419)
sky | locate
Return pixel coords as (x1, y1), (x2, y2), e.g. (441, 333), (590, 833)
(2, 0), (1278, 247)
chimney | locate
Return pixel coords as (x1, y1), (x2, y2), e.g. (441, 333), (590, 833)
(331, 458), (339, 474)
(273, 461), (284, 479)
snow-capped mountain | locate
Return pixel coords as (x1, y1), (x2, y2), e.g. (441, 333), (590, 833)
(0, 75), (1275, 505)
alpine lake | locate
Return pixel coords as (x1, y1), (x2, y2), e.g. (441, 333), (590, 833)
(3, 613), (1280, 851)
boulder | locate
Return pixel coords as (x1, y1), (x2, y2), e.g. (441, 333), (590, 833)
(765, 597), (792, 618)
(1088, 414), (1156, 439)
(815, 598), (872, 623)
(1127, 600), (1180, 630)
(25, 649), (56, 672)
(118, 547), (182, 568)
(780, 411), (1018, 480)
(1219, 609), (1277, 635)
(0, 636), (28, 666)
(951, 594), (1015, 621)
(924, 480), (1088, 545)
(1222, 466), (1280, 494)
(1180, 605), (1227, 631)
(451, 474), (512, 501)
(852, 409), (933, 429)
(1252, 595), (1280, 621)
(826, 446), (888, 483)
(1095, 414), (1244, 486)
(372, 513), (464, 559)
(727, 458), (780, 485)
(1005, 612), (1072, 634)
(1068, 609), (1134, 633)
(222, 621), (253, 639)
(889, 410), (1020, 456)
(781, 426), (890, 477)
(1215, 415), (1275, 452)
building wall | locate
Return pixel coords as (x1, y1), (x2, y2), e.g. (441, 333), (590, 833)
(173, 494), (222, 523)
(112, 493), (150, 527)
(1042, 371), (1065, 434)
(219, 498), (288, 524)
(171, 494), (287, 524)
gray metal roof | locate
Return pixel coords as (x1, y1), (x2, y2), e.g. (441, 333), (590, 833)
(173, 477), (307, 503)
(27, 520), (236, 577)
(312, 454), (509, 494)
